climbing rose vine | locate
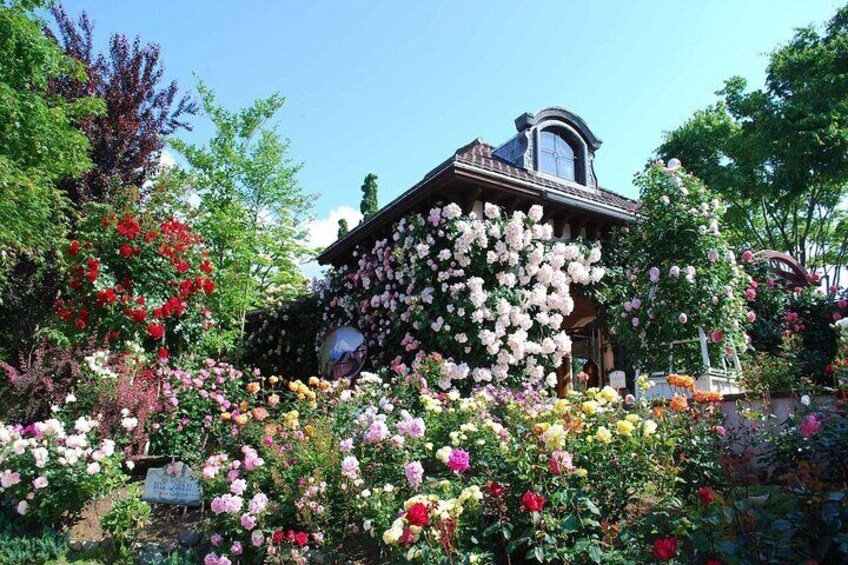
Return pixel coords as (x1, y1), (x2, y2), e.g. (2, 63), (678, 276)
(320, 203), (604, 390)
(606, 161), (749, 374)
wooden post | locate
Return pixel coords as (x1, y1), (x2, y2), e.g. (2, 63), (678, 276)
(556, 354), (572, 398)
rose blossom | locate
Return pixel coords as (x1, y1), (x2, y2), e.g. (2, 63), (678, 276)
(447, 449), (470, 473)
(404, 461), (424, 489)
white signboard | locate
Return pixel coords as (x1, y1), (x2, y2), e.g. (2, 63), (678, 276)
(142, 461), (202, 506)
(608, 370), (627, 390)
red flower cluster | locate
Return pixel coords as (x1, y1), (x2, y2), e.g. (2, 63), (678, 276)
(57, 210), (215, 356)
(698, 486), (714, 505)
(271, 529), (310, 547)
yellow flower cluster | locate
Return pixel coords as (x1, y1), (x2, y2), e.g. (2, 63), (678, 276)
(289, 380), (317, 403)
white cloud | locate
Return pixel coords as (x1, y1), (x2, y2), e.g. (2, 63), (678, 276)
(301, 206), (363, 280)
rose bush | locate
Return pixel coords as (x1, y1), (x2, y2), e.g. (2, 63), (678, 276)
(55, 205), (217, 359)
(0, 414), (125, 527)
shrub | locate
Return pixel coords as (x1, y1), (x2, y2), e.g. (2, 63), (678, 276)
(54, 204), (217, 360)
(149, 360), (252, 464)
(100, 484), (152, 562)
(0, 415), (126, 527)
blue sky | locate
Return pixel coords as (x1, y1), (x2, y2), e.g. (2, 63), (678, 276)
(52, 0), (841, 254)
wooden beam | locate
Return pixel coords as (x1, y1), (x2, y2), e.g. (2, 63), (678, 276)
(461, 187), (481, 215)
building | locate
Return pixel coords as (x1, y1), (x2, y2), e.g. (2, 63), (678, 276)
(318, 107), (638, 388)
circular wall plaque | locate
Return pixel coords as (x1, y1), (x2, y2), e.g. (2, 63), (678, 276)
(318, 326), (367, 380)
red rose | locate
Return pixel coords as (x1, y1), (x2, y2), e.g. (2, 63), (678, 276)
(521, 491), (545, 513)
(147, 323), (165, 341)
(127, 308), (148, 324)
(705, 559), (722, 565)
(698, 486), (714, 505)
(294, 531), (309, 547)
(202, 278), (215, 294)
(272, 530), (284, 544)
(119, 244), (134, 258)
(200, 259), (214, 273)
(68, 240), (80, 256)
(405, 502), (429, 527)
(158, 348), (169, 359)
(653, 537), (678, 560)
(487, 481), (506, 498)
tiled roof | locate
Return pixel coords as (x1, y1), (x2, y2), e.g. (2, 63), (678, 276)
(454, 139), (639, 214)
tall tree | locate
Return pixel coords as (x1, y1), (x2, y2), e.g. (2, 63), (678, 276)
(657, 5), (848, 285)
(0, 0), (102, 290)
(46, 4), (196, 205)
(170, 83), (313, 350)
(338, 218), (349, 239)
(360, 173), (379, 219)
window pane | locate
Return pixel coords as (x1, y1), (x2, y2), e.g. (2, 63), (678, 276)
(539, 151), (557, 175)
(555, 136), (575, 159)
(557, 157), (575, 181)
(540, 131), (556, 151)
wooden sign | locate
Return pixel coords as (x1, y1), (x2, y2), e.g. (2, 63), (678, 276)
(142, 461), (202, 506)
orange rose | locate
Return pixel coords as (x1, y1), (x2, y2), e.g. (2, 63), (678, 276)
(693, 390), (723, 404)
(670, 396), (689, 413)
(667, 374), (695, 390)
(246, 382), (261, 394)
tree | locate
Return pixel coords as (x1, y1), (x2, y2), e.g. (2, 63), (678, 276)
(46, 4), (196, 205)
(337, 218), (349, 239)
(657, 5), (848, 285)
(0, 0), (102, 290)
(170, 83), (313, 350)
(604, 162), (750, 375)
(360, 173), (379, 219)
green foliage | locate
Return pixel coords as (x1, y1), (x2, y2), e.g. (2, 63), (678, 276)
(740, 351), (803, 394)
(0, 0), (103, 290)
(603, 163), (749, 374)
(0, 513), (68, 565)
(657, 4), (848, 281)
(100, 485), (152, 562)
(360, 173), (379, 218)
(170, 82), (314, 351)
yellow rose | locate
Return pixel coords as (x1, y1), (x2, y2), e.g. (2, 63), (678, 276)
(582, 401), (598, 415)
(616, 420), (634, 436)
(246, 382), (260, 394)
(542, 423), (567, 450)
(600, 386), (619, 403)
(234, 414), (249, 426)
(625, 414), (642, 424)
(553, 399), (570, 414)
(308, 376), (320, 387)
(268, 376), (279, 385)
(595, 426), (612, 444)
(642, 420), (658, 436)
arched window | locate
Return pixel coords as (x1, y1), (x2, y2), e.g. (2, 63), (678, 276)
(539, 129), (580, 182)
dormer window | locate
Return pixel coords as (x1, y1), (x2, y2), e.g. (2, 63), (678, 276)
(539, 129), (580, 182)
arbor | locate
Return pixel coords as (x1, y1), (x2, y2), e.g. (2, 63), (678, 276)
(46, 4), (196, 205)
(337, 218), (349, 239)
(170, 83), (313, 349)
(360, 173), (379, 219)
(657, 5), (848, 284)
(0, 0), (102, 286)
(604, 162), (749, 374)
